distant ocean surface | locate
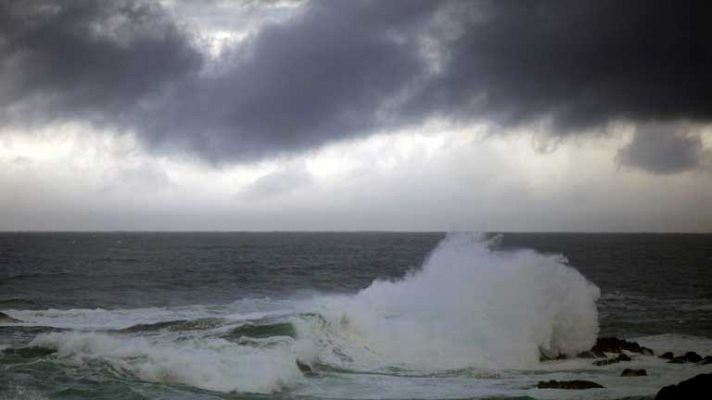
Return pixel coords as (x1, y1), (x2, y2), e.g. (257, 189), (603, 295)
(1, 232), (711, 399)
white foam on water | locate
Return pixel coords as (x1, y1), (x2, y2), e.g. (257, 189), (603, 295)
(22, 233), (710, 398)
(0, 384), (49, 400)
(30, 331), (303, 394)
(2, 300), (296, 331)
(636, 333), (712, 356)
(297, 232), (601, 371)
(3, 307), (215, 330)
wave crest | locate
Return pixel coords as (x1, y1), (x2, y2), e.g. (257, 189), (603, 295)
(303, 232), (600, 370)
(17, 233), (601, 393)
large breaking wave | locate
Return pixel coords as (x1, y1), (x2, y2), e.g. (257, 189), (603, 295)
(298, 232), (600, 370)
(12, 233), (601, 393)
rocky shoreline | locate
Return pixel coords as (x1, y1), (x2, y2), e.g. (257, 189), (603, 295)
(537, 337), (712, 395)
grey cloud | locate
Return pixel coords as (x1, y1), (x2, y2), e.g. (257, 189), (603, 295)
(0, 0), (202, 125)
(138, 0), (436, 161)
(102, 162), (174, 192)
(238, 165), (312, 201)
(403, 0), (710, 131)
(618, 124), (703, 174)
(0, 0), (709, 166)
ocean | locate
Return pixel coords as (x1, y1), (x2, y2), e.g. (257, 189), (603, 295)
(1, 232), (711, 399)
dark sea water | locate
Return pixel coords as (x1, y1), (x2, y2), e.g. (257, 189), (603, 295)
(1, 232), (711, 399)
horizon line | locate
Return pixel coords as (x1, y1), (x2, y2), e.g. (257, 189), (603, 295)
(0, 230), (710, 234)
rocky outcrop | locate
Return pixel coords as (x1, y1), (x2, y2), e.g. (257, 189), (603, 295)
(590, 337), (654, 355)
(593, 353), (631, 366)
(577, 350), (607, 359)
(668, 351), (703, 364)
(621, 368), (647, 376)
(541, 337), (653, 363)
(0, 312), (21, 323)
(655, 373), (712, 399)
(540, 337), (655, 363)
(537, 380), (604, 389)
(658, 351), (712, 364)
(538, 345), (575, 361)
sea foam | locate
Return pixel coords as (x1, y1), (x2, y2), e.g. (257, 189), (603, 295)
(30, 332), (302, 393)
(301, 232), (601, 370)
(25, 233), (601, 393)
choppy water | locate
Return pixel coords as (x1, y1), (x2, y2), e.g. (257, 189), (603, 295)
(1, 232), (711, 399)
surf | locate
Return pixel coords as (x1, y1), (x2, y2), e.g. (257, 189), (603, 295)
(297, 232), (600, 371)
(2, 232), (608, 395)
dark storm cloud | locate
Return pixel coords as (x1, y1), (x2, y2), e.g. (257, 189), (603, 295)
(618, 124), (703, 174)
(0, 0), (202, 125)
(0, 0), (709, 165)
(405, 0), (710, 131)
(138, 0), (437, 161)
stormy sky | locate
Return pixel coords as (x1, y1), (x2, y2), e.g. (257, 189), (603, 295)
(0, 0), (710, 231)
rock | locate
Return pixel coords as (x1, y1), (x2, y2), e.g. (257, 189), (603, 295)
(539, 347), (568, 361)
(659, 352), (674, 360)
(594, 353), (632, 366)
(655, 373), (712, 400)
(621, 368), (647, 377)
(539, 353), (567, 361)
(296, 359), (315, 376)
(668, 351), (703, 364)
(578, 350), (607, 359)
(684, 352), (702, 363)
(537, 380), (604, 390)
(590, 337), (654, 355)
(0, 312), (21, 323)
(699, 356), (712, 365)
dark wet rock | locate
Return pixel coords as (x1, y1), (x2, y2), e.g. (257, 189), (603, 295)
(594, 353), (632, 366)
(684, 352), (702, 363)
(655, 373), (712, 400)
(539, 351), (568, 361)
(700, 356), (712, 365)
(296, 359), (315, 376)
(538, 346), (569, 361)
(593, 358), (618, 366)
(659, 351), (674, 360)
(590, 337), (654, 355)
(577, 350), (607, 359)
(540, 348), (607, 361)
(537, 380), (604, 389)
(668, 351), (703, 364)
(621, 368), (647, 377)
(0, 312), (21, 323)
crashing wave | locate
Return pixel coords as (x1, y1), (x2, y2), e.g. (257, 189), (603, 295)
(19, 232), (601, 393)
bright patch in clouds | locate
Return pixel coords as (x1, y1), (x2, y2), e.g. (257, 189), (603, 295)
(1, 122), (710, 231)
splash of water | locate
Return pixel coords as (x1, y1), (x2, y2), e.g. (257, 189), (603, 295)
(23, 233), (601, 393)
(303, 232), (600, 370)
